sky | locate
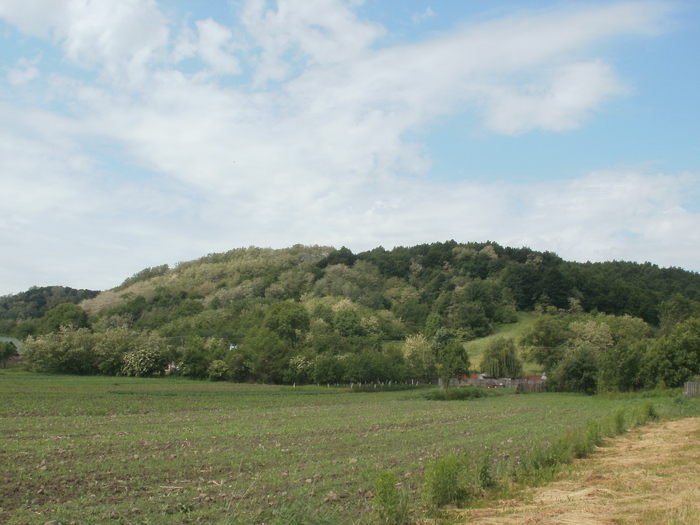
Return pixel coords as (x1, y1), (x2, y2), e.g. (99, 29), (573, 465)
(1, 0), (699, 296)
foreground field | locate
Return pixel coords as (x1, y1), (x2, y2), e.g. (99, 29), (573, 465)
(461, 417), (700, 524)
(0, 372), (697, 524)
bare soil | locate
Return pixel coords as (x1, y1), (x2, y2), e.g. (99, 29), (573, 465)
(460, 417), (700, 525)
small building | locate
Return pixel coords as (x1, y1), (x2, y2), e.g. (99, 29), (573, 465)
(0, 336), (23, 367)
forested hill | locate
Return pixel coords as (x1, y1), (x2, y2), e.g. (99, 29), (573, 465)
(3, 241), (699, 340)
(0, 286), (99, 337)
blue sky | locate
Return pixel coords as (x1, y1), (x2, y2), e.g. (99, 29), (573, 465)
(1, 0), (699, 296)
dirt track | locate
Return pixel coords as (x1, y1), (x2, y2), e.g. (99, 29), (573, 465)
(460, 417), (700, 525)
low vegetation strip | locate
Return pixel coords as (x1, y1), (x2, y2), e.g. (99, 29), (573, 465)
(460, 417), (700, 525)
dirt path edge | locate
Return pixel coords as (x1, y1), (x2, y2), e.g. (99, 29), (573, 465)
(459, 417), (700, 525)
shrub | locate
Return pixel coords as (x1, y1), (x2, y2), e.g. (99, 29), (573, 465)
(22, 327), (98, 374)
(207, 360), (229, 381)
(550, 345), (599, 394)
(121, 335), (169, 376)
(573, 421), (601, 458)
(523, 432), (576, 478)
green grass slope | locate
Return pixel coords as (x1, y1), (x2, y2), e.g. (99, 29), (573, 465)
(464, 312), (540, 375)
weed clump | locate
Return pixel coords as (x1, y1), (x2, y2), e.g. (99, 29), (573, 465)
(372, 471), (410, 525)
(574, 420), (602, 458)
(478, 448), (496, 490)
(611, 408), (627, 435)
(422, 453), (472, 508)
(633, 401), (659, 426)
(518, 408), (634, 485)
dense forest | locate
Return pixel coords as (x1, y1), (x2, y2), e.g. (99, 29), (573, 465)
(3, 241), (700, 392)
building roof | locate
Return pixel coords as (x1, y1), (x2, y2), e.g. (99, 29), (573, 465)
(0, 336), (23, 353)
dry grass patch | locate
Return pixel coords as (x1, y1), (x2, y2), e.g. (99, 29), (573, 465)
(460, 417), (700, 525)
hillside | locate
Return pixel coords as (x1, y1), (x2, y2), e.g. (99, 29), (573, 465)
(0, 286), (99, 338)
(81, 241), (700, 327)
(5, 241), (700, 390)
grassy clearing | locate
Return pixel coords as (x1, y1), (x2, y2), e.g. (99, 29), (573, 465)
(464, 313), (539, 374)
(0, 370), (697, 524)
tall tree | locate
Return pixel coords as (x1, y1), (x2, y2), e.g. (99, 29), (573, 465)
(479, 337), (523, 378)
(39, 303), (90, 333)
(431, 329), (470, 388)
(519, 315), (570, 373)
(0, 341), (17, 368)
(264, 301), (310, 345)
(658, 294), (700, 334)
(403, 334), (436, 379)
(643, 318), (700, 388)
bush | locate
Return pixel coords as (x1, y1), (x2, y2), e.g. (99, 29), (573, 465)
(550, 345), (599, 394)
(207, 360), (229, 381)
(372, 471), (410, 525)
(23, 327), (98, 374)
(121, 335), (170, 376)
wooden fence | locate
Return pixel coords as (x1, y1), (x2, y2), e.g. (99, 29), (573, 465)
(684, 381), (700, 397)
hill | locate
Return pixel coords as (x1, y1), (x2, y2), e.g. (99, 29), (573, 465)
(6, 241), (700, 390)
(0, 285), (99, 338)
(77, 241), (698, 332)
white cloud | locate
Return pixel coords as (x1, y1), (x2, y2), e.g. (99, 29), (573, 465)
(0, 0), (169, 85)
(172, 18), (241, 76)
(412, 7), (436, 24)
(482, 61), (627, 135)
(240, 0), (385, 84)
(7, 56), (41, 85)
(503, 171), (700, 265)
(0, 0), (692, 295)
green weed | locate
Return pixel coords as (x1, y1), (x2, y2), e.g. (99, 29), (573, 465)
(573, 420), (601, 458)
(633, 401), (659, 427)
(612, 407), (628, 435)
(423, 453), (472, 508)
(373, 470), (410, 525)
(478, 449), (496, 490)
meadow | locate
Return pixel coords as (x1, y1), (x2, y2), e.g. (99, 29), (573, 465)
(462, 312), (540, 374)
(1, 371), (696, 524)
